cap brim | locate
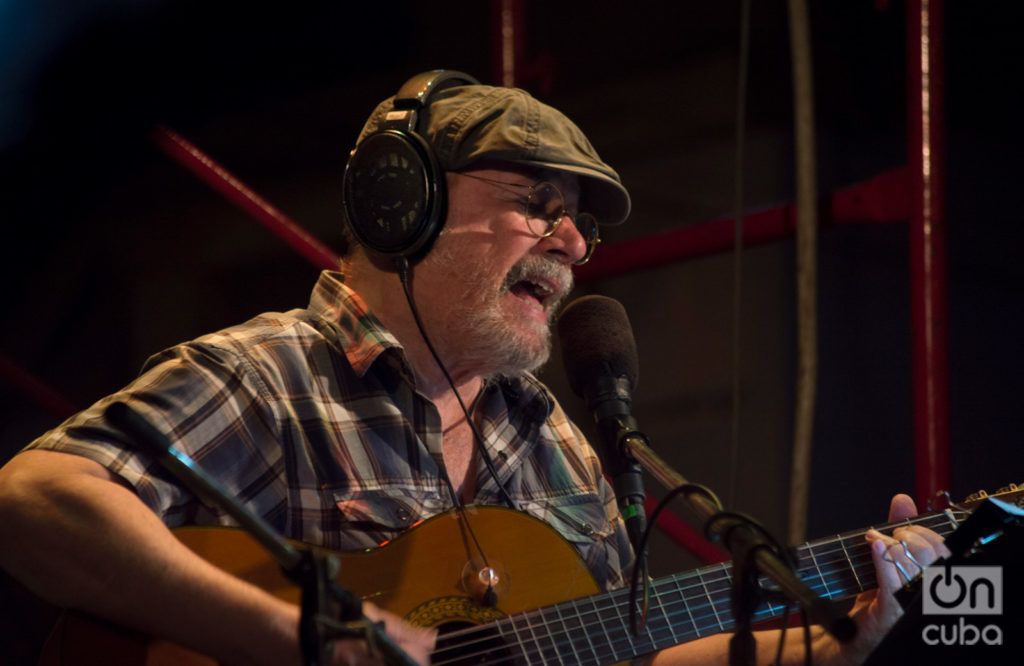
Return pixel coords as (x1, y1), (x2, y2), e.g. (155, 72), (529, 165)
(506, 159), (631, 226)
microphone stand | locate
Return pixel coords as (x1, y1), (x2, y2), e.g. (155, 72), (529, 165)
(588, 376), (648, 569)
(611, 420), (856, 666)
(104, 401), (417, 666)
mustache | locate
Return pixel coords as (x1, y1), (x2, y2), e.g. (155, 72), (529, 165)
(502, 256), (574, 306)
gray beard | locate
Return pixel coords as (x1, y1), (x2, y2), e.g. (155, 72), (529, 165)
(422, 244), (572, 378)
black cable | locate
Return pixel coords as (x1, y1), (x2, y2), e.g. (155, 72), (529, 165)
(772, 601), (792, 666)
(393, 257), (512, 607)
(395, 256), (518, 513)
(703, 511), (795, 568)
(801, 608), (812, 666)
(628, 482), (721, 635)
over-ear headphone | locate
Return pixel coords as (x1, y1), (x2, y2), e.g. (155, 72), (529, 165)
(342, 70), (480, 263)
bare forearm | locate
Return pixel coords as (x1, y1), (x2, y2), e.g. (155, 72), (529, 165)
(0, 451), (300, 665)
(644, 626), (841, 666)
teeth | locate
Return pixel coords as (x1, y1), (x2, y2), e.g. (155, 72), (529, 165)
(528, 279), (553, 297)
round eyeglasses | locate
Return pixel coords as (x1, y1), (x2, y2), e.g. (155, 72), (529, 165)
(455, 172), (601, 265)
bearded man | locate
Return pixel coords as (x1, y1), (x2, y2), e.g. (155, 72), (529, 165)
(0, 72), (947, 665)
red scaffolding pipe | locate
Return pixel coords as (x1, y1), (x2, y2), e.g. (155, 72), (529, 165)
(576, 166), (910, 284)
(491, 0), (523, 87)
(907, 0), (951, 505)
(153, 127), (340, 271)
(0, 353), (76, 421)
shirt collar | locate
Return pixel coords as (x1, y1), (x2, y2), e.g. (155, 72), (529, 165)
(308, 270), (406, 377)
(308, 271), (560, 418)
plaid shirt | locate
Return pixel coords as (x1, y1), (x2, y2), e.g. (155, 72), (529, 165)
(27, 271), (632, 590)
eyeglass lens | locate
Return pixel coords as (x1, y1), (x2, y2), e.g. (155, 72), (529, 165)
(526, 183), (599, 263)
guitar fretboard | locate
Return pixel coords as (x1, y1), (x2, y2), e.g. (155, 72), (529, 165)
(432, 510), (961, 666)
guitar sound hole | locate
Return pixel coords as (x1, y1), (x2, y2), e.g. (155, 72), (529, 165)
(435, 621), (518, 665)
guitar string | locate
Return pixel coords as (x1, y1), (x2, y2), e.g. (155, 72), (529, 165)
(432, 514), (956, 665)
(429, 513), (956, 665)
(432, 552), (915, 666)
(431, 513), (957, 664)
(432, 534), (950, 666)
(432, 510), (955, 652)
(435, 567), (946, 663)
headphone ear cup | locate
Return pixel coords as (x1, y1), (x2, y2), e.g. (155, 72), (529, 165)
(342, 129), (446, 260)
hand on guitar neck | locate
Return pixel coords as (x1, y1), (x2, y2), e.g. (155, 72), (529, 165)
(832, 493), (951, 666)
(644, 493), (951, 666)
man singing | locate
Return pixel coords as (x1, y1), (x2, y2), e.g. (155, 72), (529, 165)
(0, 72), (946, 665)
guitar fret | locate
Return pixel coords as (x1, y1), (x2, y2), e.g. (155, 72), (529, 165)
(705, 563), (734, 633)
(513, 610), (551, 665)
(806, 543), (833, 598)
(542, 603), (575, 665)
(498, 613), (530, 665)
(610, 589), (638, 661)
(584, 593), (617, 663)
(553, 604), (582, 663)
(652, 578), (680, 647)
(565, 598), (600, 665)
(669, 574), (698, 641)
(696, 567), (725, 633)
(831, 535), (863, 593)
(538, 609), (565, 666)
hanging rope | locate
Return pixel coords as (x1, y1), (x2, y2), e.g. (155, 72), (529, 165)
(786, 0), (819, 544)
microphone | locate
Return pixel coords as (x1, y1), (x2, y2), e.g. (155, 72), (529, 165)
(556, 301), (858, 646)
(557, 295), (647, 552)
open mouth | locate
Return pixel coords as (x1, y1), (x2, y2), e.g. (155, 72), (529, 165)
(502, 257), (571, 315)
(510, 277), (556, 307)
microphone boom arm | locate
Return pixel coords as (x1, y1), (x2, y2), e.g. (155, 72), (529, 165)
(104, 401), (417, 666)
(616, 423), (856, 646)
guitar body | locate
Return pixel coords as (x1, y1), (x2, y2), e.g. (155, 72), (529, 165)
(41, 486), (1012, 665)
(41, 506), (602, 665)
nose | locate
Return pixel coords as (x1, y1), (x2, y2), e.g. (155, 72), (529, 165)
(539, 213), (588, 264)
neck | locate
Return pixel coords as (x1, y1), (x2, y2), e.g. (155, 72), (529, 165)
(344, 256), (485, 412)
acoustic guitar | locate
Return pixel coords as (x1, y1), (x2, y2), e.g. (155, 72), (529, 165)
(40, 485), (1021, 665)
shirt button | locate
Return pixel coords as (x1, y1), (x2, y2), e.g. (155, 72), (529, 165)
(396, 508), (410, 522)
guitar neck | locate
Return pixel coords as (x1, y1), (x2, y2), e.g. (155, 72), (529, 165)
(433, 510), (962, 666)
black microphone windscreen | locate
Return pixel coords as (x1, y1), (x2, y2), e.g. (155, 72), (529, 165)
(557, 295), (639, 398)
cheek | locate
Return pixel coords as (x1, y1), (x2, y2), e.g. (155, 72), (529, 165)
(489, 217), (540, 263)
(436, 210), (537, 280)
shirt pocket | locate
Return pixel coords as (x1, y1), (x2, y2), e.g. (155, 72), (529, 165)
(520, 493), (622, 590)
(332, 491), (444, 549)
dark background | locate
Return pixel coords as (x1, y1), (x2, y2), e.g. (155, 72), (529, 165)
(2, 1), (1022, 660)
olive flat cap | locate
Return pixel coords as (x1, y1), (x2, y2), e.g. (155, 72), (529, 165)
(358, 84), (631, 225)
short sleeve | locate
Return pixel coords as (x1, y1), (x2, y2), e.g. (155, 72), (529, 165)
(24, 342), (287, 529)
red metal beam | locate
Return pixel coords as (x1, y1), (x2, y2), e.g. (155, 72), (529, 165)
(907, 0), (951, 505)
(491, 0), (524, 87)
(576, 166), (910, 284)
(0, 353), (76, 421)
(645, 495), (729, 563)
(153, 127), (340, 271)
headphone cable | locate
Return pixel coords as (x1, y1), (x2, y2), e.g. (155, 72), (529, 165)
(394, 257), (519, 512)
